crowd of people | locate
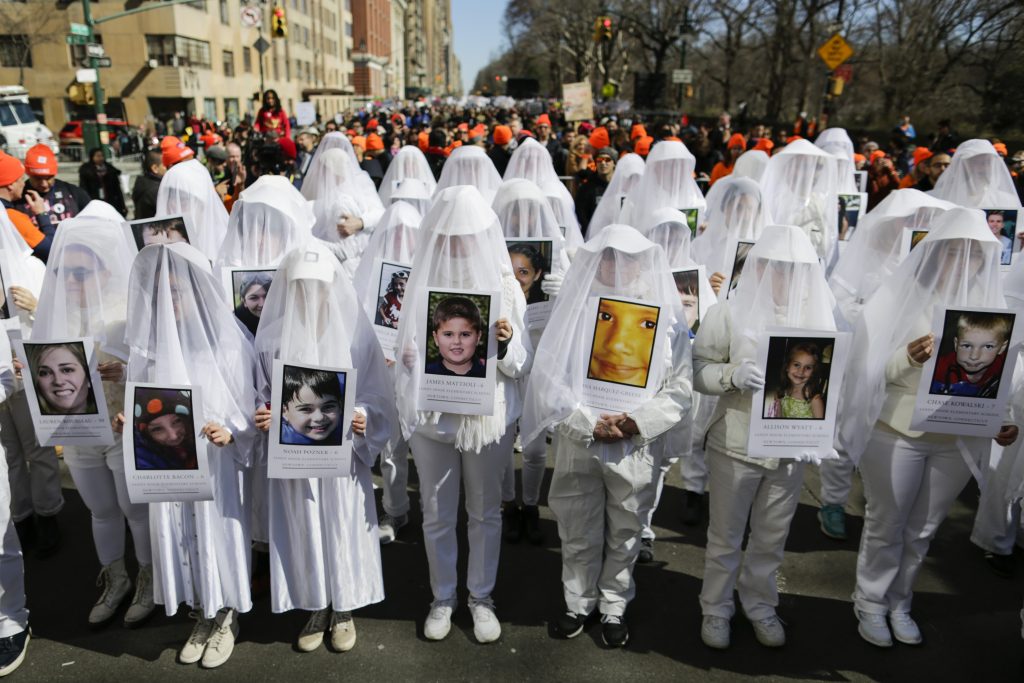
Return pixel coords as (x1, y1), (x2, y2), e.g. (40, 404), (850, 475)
(0, 94), (1017, 676)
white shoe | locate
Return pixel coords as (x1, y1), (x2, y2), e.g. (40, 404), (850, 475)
(179, 613), (213, 664)
(701, 615), (730, 649)
(296, 608), (329, 652)
(124, 564), (155, 628)
(201, 608), (238, 669)
(329, 612), (356, 652)
(89, 558), (132, 626)
(889, 611), (922, 645)
(378, 513), (408, 545)
(855, 608), (893, 648)
(749, 613), (786, 647)
(469, 598), (501, 644)
(424, 601), (454, 641)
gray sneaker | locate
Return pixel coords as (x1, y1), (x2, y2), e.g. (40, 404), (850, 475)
(179, 612), (213, 665)
(201, 608), (238, 669)
(378, 513), (408, 545)
(750, 614), (786, 647)
(701, 615), (730, 649)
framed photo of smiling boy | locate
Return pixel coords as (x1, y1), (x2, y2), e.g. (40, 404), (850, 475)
(911, 307), (1021, 437)
(15, 337), (113, 447)
(268, 360), (358, 479)
(416, 287), (499, 416)
(581, 295), (667, 414)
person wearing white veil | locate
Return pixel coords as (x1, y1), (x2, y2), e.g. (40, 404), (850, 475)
(155, 158), (230, 260)
(836, 208), (1017, 648)
(491, 178), (571, 544)
(76, 199), (126, 222)
(931, 139), (1024, 210)
(691, 176), (768, 294)
(379, 145), (438, 206)
(351, 200), (422, 545)
(389, 177), (432, 216)
(121, 242), (259, 669)
(620, 140), (707, 241)
(394, 185), (531, 644)
(586, 153), (644, 238)
(732, 150), (769, 185)
(815, 128), (858, 193)
(252, 241), (397, 653)
(300, 131), (379, 205)
(0, 209), (61, 558)
(520, 224), (692, 647)
(693, 224), (838, 651)
(0, 327), (27, 676)
(503, 138), (583, 249)
(760, 139), (840, 266)
(219, 175), (315, 269)
(32, 214), (154, 627)
(817, 189), (957, 540)
(434, 146), (503, 204)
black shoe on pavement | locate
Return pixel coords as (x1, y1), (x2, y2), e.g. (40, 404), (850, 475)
(12, 520), (33, 551)
(0, 627), (29, 677)
(553, 611), (586, 639)
(502, 503), (522, 544)
(34, 514), (60, 559)
(681, 490), (704, 526)
(637, 538), (654, 564)
(522, 505), (543, 545)
(601, 615), (629, 648)
(985, 551), (1014, 578)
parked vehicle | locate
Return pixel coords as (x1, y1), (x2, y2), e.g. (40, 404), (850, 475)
(0, 86), (59, 158)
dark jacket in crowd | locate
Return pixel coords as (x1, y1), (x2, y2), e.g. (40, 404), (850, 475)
(574, 169), (611, 238)
(488, 145), (512, 176)
(132, 169), (162, 220)
(79, 161), (127, 216)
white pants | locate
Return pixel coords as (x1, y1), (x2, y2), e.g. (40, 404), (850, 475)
(854, 428), (969, 615)
(66, 443), (152, 567)
(970, 443), (1022, 556)
(641, 456), (676, 541)
(0, 441), (26, 637)
(380, 435), (411, 517)
(548, 439), (658, 617)
(819, 449), (856, 506)
(501, 430), (547, 506)
(679, 448), (708, 494)
(410, 429), (513, 603)
(700, 451), (804, 621)
(1, 392), (63, 521)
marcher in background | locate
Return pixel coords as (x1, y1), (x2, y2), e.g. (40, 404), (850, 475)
(488, 125), (514, 176)
(913, 152), (950, 192)
(574, 147), (616, 234)
(0, 152), (55, 262)
(254, 89), (290, 139)
(16, 144), (91, 231)
(294, 127), (319, 191)
(78, 148), (126, 216)
(709, 134), (746, 187)
(361, 134), (387, 190)
(132, 148), (164, 220)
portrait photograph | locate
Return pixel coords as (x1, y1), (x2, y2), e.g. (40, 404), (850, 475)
(673, 268), (701, 337)
(424, 292), (491, 379)
(230, 268), (274, 336)
(506, 239), (553, 306)
(127, 215), (190, 252)
(132, 387), (198, 471)
(374, 261), (411, 329)
(586, 297), (661, 389)
(761, 336), (836, 420)
(23, 341), (99, 416)
(929, 309), (1015, 399)
(726, 241), (755, 298)
(278, 364), (347, 447)
(983, 209), (1019, 266)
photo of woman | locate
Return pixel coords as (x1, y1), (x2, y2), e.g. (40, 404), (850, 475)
(506, 241), (551, 305)
(424, 293), (489, 378)
(130, 216), (190, 251)
(25, 341), (98, 415)
(232, 270), (274, 336)
(587, 297), (660, 388)
(132, 388), (198, 471)
(762, 338), (833, 420)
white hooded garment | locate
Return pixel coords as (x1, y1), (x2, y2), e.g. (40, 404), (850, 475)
(219, 175), (315, 267)
(253, 242), (397, 613)
(0, 209), (44, 334)
(76, 199), (125, 222)
(690, 176), (768, 275)
(352, 200), (422, 316)
(434, 145), (503, 204)
(155, 159), (230, 260)
(492, 179), (571, 277)
(835, 207), (1005, 465)
(931, 139), (1023, 209)
(300, 132), (379, 204)
(389, 176), (432, 216)
(761, 139), (840, 265)
(393, 185), (531, 451)
(620, 140), (706, 236)
(503, 138), (583, 248)
(732, 150), (770, 184)
(829, 188), (958, 324)
(126, 242), (258, 618)
(378, 145), (438, 206)
(587, 153), (645, 238)
(815, 127), (858, 193)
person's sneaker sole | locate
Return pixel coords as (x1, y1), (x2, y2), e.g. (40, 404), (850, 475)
(0, 630), (29, 677)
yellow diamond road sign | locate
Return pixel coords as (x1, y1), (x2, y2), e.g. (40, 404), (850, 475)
(818, 34), (853, 70)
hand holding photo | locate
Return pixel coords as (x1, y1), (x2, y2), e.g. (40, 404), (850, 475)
(587, 297), (660, 389)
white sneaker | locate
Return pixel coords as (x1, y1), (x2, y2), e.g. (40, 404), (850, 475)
(296, 608), (329, 652)
(88, 558), (132, 626)
(124, 564), (155, 628)
(469, 598), (501, 644)
(201, 608), (238, 669)
(378, 513), (408, 545)
(701, 615), (731, 649)
(424, 602), (454, 641)
(889, 612), (922, 645)
(749, 613), (786, 647)
(329, 612), (356, 652)
(179, 613), (213, 665)
(855, 608), (893, 648)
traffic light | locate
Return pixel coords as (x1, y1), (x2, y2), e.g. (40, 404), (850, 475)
(594, 16), (613, 42)
(272, 5), (287, 38)
(829, 76), (844, 96)
(67, 83), (95, 106)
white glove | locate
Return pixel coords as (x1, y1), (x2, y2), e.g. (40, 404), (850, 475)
(731, 360), (765, 392)
(541, 272), (564, 297)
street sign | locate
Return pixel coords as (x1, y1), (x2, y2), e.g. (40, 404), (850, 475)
(75, 68), (97, 84)
(69, 22), (90, 37)
(672, 68), (693, 84)
(86, 43), (105, 58)
(66, 34), (90, 45)
(253, 36), (271, 54)
(94, 56), (112, 68)
(817, 33), (853, 70)
(240, 5), (262, 28)
(834, 64), (853, 83)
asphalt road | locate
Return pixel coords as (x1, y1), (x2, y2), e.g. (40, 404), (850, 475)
(9, 452), (1024, 682)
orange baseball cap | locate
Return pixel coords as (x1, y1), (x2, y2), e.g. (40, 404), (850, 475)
(0, 152), (24, 186)
(24, 144), (57, 176)
(365, 133), (384, 151)
(493, 125), (512, 145)
(162, 141), (194, 169)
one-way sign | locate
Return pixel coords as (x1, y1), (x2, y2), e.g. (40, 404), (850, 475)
(86, 43), (105, 58)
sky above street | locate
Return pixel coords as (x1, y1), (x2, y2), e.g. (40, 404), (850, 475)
(450, 0), (509, 94)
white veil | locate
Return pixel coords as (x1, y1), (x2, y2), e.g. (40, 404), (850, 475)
(492, 179), (570, 275)
(815, 127), (858, 193)
(219, 175), (315, 267)
(587, 153), (645, 237)
(620, 141), (706, 234)
(690, 176), (768, 274)
(352, 200), (422, 308)
(435, 145), (503, 204)
(733, 150), (769, 184)
(378, 145), (438, 205)
(931, 139), (1022, 208)
(155, 158), (230, 259)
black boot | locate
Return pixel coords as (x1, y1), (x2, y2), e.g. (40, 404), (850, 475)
(13, 518), (34, 550)
(522, 505), (543, 545)
(502, 503), (522, 543)
(681, 490), (704, 526)
(34, 514), (60, 559)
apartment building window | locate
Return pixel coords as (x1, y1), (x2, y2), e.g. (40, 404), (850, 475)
(219, 0), (229, 24)
(203, 98), (217, 121)
(145, 35), (212, 69)
(300, 0), (307, 14)
(242, 47), (252, 73)
(222, 49), (234, 77)
(272, 56), (279, 80)
(0, 35), (31, 68)
(285, 56), (290, 81)
(345, 22), (352, 37)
